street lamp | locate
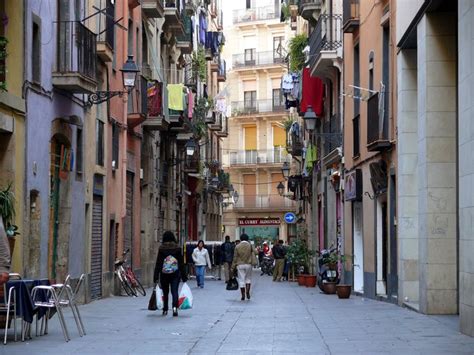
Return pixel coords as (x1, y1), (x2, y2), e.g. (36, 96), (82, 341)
(304, 105), (317, 131)
(281, 161), (290, 179)
(185, 139), (198, 156)
(277, 181), (285, 196)
(120, 55), (140, 90)
(88, 55), (140, 105)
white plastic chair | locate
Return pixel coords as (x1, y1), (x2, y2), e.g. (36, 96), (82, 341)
(1, 285), (17, 345)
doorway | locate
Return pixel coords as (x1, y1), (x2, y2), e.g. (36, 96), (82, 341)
(376, 198), (388, 295)
(353, 202), (364, 293)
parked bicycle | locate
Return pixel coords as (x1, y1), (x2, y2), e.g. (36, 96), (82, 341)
(114, 249), (146, 297)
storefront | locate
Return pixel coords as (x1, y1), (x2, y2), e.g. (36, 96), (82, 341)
(237, 218), (281, 242)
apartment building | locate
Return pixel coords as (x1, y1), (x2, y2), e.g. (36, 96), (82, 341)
(221, 0), (297, 242)
(342, 0), (398, 301)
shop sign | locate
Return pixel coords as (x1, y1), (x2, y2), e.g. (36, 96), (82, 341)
(344, 169), (362, 201)
(238, 218), (280, 226)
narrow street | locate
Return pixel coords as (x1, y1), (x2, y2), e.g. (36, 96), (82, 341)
(3, 271), (474, 355)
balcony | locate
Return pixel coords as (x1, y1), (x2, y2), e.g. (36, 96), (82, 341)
(234, 194), (296, 211)
(176, 14), (193, 54)
(53, 22), (97, 94)
(164, 2), (184, 36)
(231, 100), (286, 117)
(142, 0), (164, 18)
(96, 1), (114, 63)
(127, 75), (148, 129)
(232, 5), (279, 25)
(217, 58), (226, 82)
(209, 112), (223, 131)
(233, 50), (284, 70)
(228, 148), (291, 166)
(299, 0), (322, 22)
(367, 93), (391, 151)
(309, 14), (343, 77)
(322, 113), (343, 158)
(143, 81), (169, 131)
(184, 62), (197, 87)
(343, 0), (360, 33)
(215, 115), (228, 138)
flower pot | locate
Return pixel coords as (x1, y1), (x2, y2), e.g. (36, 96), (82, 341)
(322, 282), (337, 294)
(336, 284), (351, 299)
(297, 274), (306, 286)
(304, 275), (317, 288)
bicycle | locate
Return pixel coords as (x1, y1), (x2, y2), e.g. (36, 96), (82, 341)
(114, 249), (146, 297)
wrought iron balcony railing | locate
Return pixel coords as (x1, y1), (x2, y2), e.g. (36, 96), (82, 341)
(367, 93), (390, 151)
(343, 0), (360, 33)
(231, 99), (286, 116)
(322, 113), (342, 155)
(56, 21), (97, 82)
(227, 148), (290, 166)
(233, 50), (284, 68)
(308, 14), (343, 69)
(232, 5), (279, 24)
(234, 194), (296, 209)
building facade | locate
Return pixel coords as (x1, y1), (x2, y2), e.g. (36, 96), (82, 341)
(0, 0), (26, 273)
(342, 0), (398, 300)
(222, 0), (297, 242)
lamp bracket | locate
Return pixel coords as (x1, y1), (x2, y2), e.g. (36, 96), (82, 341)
(88, 90), (126, 106)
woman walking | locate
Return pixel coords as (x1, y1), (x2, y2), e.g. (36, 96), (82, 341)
(192, 240), (212, 288)
(153, 231), (187, 317)
(232, 233), (257, 300)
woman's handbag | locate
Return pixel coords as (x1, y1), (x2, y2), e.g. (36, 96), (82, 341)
(226, 277), (239, 291)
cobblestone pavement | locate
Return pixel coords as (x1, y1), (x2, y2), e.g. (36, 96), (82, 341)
(3, 271), (474, 354)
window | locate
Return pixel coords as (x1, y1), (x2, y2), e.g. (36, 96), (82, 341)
(244, 126), (257, 164)
(96, 120), (104, 166)
(354, 44), (360, 116)
(106, 0), (115, 50)
(76, 128), (83, 173)
(244, 48), (256, 64)
(128, 19), (133, 56)
(246, 0), (251, 9)
(273, 36), (284, 62)
(353, 114), (360, 157)
(272, 89), (284, 110)
(32, 20), (41, 83)
(382, 25), (390, 137)
(112, 123), (120, 170)
(244, 91), (256, 110)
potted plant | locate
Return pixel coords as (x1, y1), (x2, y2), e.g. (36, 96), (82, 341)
(336, 254), (353, 299)
(0, 183), (19, 255)
(286, 238), (316, 287)
(321, 249), (339, 294)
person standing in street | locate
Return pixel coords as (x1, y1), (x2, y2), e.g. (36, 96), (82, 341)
(221, 235), (235, 283)
(272, 239), (286, 282)
(0, 217), (11, 286)
(153, 231), (187, 317)
(232, 233), (257, 301)
(192, 240), (212, 288)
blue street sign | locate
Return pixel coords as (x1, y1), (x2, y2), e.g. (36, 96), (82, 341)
(284, 212), (296, 224)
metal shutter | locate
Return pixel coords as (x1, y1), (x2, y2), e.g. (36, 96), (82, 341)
(90, 195), (103, 299)
(124, 172), (134, 265)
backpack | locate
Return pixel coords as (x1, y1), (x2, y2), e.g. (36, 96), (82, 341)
(162, 255), (179, 274)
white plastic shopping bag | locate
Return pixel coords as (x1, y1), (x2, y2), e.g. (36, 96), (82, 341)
(178, 282), (193, 310)
(156, 285), (164, 310)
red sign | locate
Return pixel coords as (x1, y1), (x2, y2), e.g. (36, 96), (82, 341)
(239, 218), (280, 226)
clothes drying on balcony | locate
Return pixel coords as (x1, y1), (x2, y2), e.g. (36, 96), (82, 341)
(168, 84), (184, 111)
(281, 72), (301, 109)
(199, 9), (207, 45)
(188, 91), (194, 119)
(303, 142), (318, 176)
(300, 67), (324, 116)
(147, 82), (163, 117)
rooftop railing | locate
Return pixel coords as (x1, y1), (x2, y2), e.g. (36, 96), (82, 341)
(232, 5), (279, 24)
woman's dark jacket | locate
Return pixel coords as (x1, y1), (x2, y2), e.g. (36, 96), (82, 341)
(153, 242), (187, 283)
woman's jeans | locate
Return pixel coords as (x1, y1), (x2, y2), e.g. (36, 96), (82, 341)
(195, 265), (205, 287)
(160, 273), (180, 310)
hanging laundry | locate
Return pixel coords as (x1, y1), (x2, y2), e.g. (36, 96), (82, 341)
(199, 10), (207, 46)
(167, 84), (184, 111)
(300, 67), (324, 115)
(188, 91), (194, 119)
(215, 97), (226, 114)
(147, 82), (162, 117)
(306, 142), (318, 170)
(281, 73), (294, 93)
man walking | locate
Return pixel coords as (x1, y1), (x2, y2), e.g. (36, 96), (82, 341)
(221, 235), (234, 283)
(272, 239), (286, 282)
(232, 234), (257, 300)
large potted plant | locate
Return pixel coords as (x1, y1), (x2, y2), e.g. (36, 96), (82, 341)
(0, 183), (19, 255)
(286, 238), (316, 287)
